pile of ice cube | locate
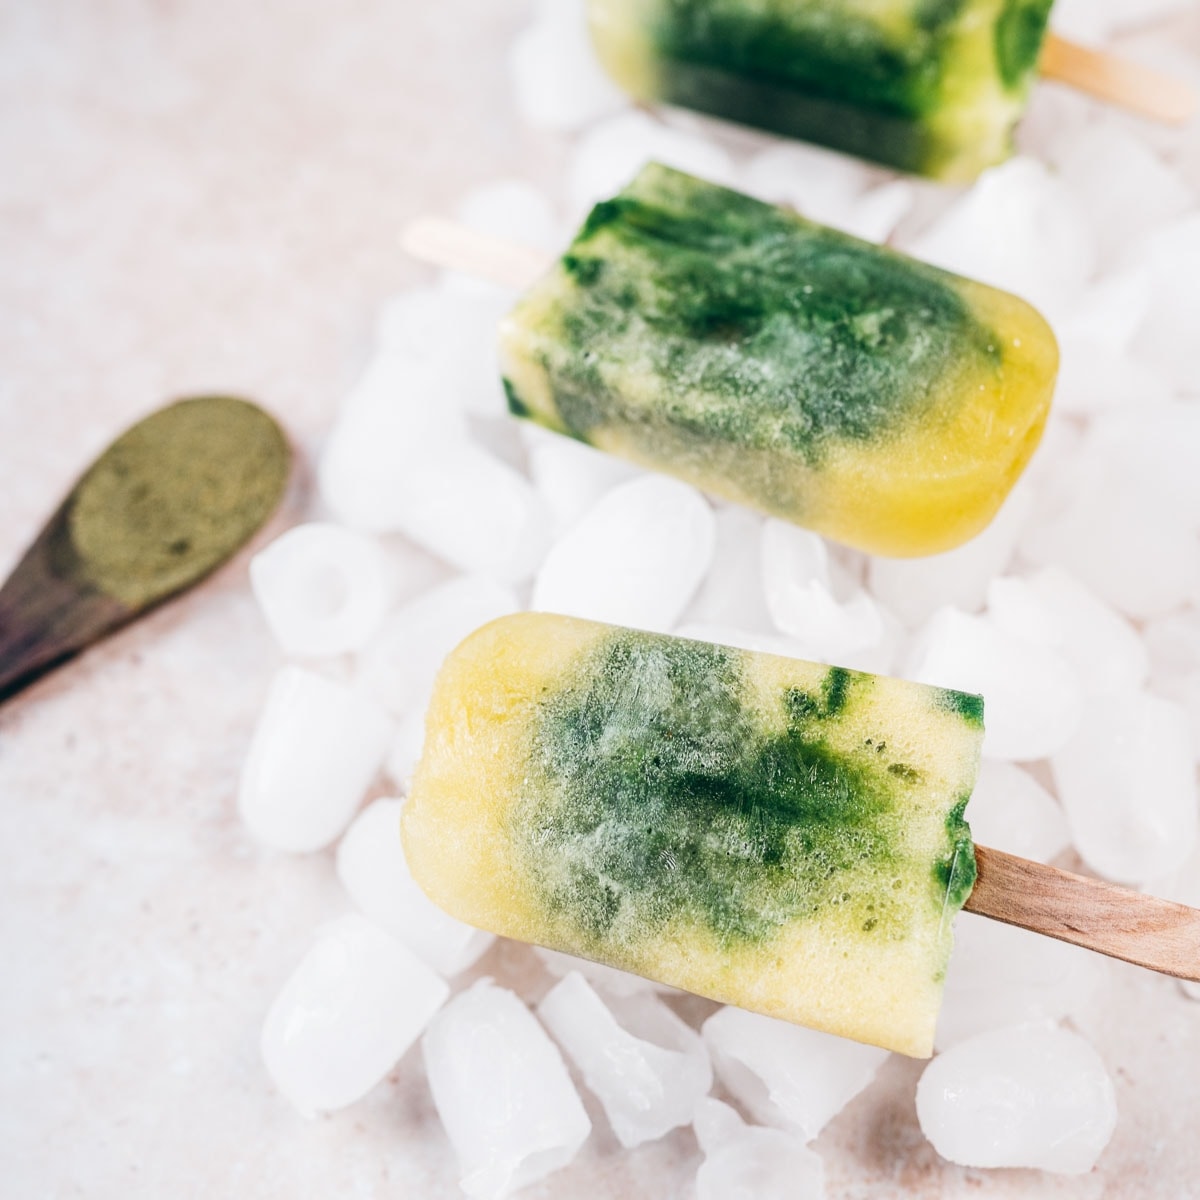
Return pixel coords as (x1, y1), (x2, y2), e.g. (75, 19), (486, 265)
(236, 0), (1200, 1193)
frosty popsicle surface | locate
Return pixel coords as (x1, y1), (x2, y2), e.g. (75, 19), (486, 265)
(587, 0), (1055, 181)
(402, 613), (983, 1058)
(499, 164), (1058, 558)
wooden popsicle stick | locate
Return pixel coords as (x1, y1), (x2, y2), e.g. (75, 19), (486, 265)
(1041, 33), (1197, 125)
(401, 218), (549, 291)
(966, 845), (1200, 981)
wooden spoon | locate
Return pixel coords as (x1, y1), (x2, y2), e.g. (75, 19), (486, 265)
(0, 395), (290, 705)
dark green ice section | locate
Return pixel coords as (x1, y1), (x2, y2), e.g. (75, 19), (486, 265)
(934, 796), (978, 920)
(995, 0), (1057, 87)
(507, 164), (1003, 472)
(935, 685), (986, 729)
(514, 628), (977, 953)
(638, 0), (1054, 175)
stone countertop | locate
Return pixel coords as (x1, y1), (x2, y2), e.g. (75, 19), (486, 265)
(1, 3), (1197, 1197)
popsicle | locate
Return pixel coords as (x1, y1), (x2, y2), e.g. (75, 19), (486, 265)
(496, 163), (1058, 557)
(586, 1), (1196, 181)
(402, 612), (983, 1058)
(402, 613), (1200, 1057)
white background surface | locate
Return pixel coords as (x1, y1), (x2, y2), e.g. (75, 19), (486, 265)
(2, 3), (1198, 1196)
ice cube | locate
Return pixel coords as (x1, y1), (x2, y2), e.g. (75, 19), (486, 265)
(238, 667), (393, 853)
(1048, 0), (1116, 41)
(833, 605), (908, 677)
(1051, 692), (1198, 885)
(1013, 85), (1094, 174)
(692, 1098), (826, 1200)
(673, 623), (812, 661)
(1146, 848), (1200, 1001)
(318, 354), (468, 531)
(867, 483), (1033, 629)
(538, 973), (711, 1148)
(1021, 472), (1200, 621)
(907, 608), (1082, 761)
(467, 412), (530, 475)
(909, 157), (1095, 324)
(965, 760), (1071, 863)
(509, 0), (627, 133)
(701, 1007), (888, 1141)
(260, 914), (448, 1116)
(1153, 672), (1200, 767)
(984, 576), (1060, 649)
(356, 575), (520, 719)
(1058, 267), (1152, 356)
(374, 287), (462, 370)
(682, 505), (773, 633)
(840, 180), (916, 244)
(693, 1096), (743, 1151)
(456, 179), (562, 252)
(422, 979), (591, 1199)
(336, 800), (493, 977)
(763, 520), (888, 657)
(527, 434), (640, 537)
(532, 475), (715, 633)
(379, 532), (455, 609)
(1131, 214), (1200, 392)
(916, 1023), (1117, 1174)
(717, 604), (909, 676)
(376, 285), (514, 421)
(383, 709), (428, 791)
(250, 523), (394, 657)
(681, 614), (897, 681)
(761, 521), (826, 595)
(761, 520), (884, 660)
(1020, 414), (1086, 514)
(568, 111), (734, 219)
(433, 286), (516, 421)
(382, 441), (552, 582)
(533, 946), (672, 998)
(1051, 267), (1166, 418)
(1052, 0), (1195, 45)
(1057, 125), (1194, 266)
(1053, 344), (1171, 417)
(1091, 403), (1200, 533)
(1020, 567), (1149, 696)
(743, 142), (879, 227)
(936, 912), (1102, 1049)
(780, 587), (884, 663)
(1144, 610), (1200, 756)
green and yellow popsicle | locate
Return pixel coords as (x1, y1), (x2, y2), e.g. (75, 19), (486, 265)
(499, 163), (1058, 557)
(587, 0), (1055, 181)
(402, 613), (982, 1058)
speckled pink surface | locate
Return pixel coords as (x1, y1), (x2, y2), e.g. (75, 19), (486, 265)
(2, 3), (1198, 1197)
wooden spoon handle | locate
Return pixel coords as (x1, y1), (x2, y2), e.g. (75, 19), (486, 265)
(1041, 33), (1197, 125)
(966, 844), (1200, 982)
(0, 509), (130, 704)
